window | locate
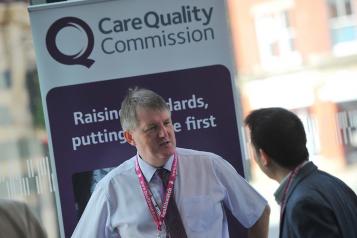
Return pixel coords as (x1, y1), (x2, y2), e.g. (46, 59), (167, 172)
(0, 70), (11, 89)
(26, 69), (45, 129)
(336, 101), (357, 164)
(327, 0), (357, 55)
(328, 0), (353, 18)
(254, 10), (301, 69)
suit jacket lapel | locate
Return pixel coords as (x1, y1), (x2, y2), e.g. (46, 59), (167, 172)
(285, 162), (317, 203)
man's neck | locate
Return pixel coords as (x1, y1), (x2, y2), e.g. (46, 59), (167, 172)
(275, 160), (309, 183)
(275, 168), (292, 183)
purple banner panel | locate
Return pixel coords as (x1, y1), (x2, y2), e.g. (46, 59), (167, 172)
(46, 64), (245, 237)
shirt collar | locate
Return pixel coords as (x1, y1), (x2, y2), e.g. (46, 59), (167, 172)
(274, 173), (289, 205)
(137, 153), (174, 182)
(274, 161), (310, 204)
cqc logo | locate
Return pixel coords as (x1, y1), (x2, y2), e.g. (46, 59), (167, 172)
(46, 17), (95, 68)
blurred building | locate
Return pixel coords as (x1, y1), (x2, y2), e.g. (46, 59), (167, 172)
(226, 2), (357, 236)
(228, 0), (357, 170)
(0, 1), (59, 237)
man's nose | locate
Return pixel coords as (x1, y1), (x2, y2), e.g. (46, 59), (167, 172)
(158, 124), (168, 137)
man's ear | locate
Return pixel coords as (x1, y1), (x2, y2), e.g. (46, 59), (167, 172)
(259, 149), (271, 167)
(124, 131), (135, 146)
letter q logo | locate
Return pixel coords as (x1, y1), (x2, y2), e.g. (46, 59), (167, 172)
(46, 17), (95, 68)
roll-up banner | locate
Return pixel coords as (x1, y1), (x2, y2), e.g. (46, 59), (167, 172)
(28, 0), (247, 237)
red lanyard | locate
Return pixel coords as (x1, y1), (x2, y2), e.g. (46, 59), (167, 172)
(280, 162), (306, 221)
(135, 153), (178, 232)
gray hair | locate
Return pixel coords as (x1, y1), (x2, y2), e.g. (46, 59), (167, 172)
(120, 87), (170, 131)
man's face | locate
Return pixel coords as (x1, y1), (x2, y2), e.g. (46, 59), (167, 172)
(245, 128), (258, 162)
(128, 107), (176, 167)
(246, 128), (271, 177)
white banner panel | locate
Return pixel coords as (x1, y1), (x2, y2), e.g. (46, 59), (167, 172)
(29, 0), (246, 237)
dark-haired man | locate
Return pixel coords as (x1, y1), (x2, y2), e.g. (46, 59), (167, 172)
(245, 107), (357, 238)
(72, 87), (270, 238)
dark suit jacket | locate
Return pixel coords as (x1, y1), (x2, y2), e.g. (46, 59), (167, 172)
(280, 162), (357, 238)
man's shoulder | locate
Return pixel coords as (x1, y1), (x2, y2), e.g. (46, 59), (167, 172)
(176, 147), (224, 168)
(0, 199), (26, 214)
(297, 165), (346, 190)
(291, 164), (353, 202)
(176, 147), (221, 160)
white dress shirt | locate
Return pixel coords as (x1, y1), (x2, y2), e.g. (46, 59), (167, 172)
(71, 147), (267, 238)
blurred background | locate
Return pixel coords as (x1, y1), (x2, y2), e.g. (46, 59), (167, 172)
(0, 0), (356, 237)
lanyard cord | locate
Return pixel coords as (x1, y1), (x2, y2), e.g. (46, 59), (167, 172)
(279, 162), (306, 222)
(135, 153), (178, 231)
